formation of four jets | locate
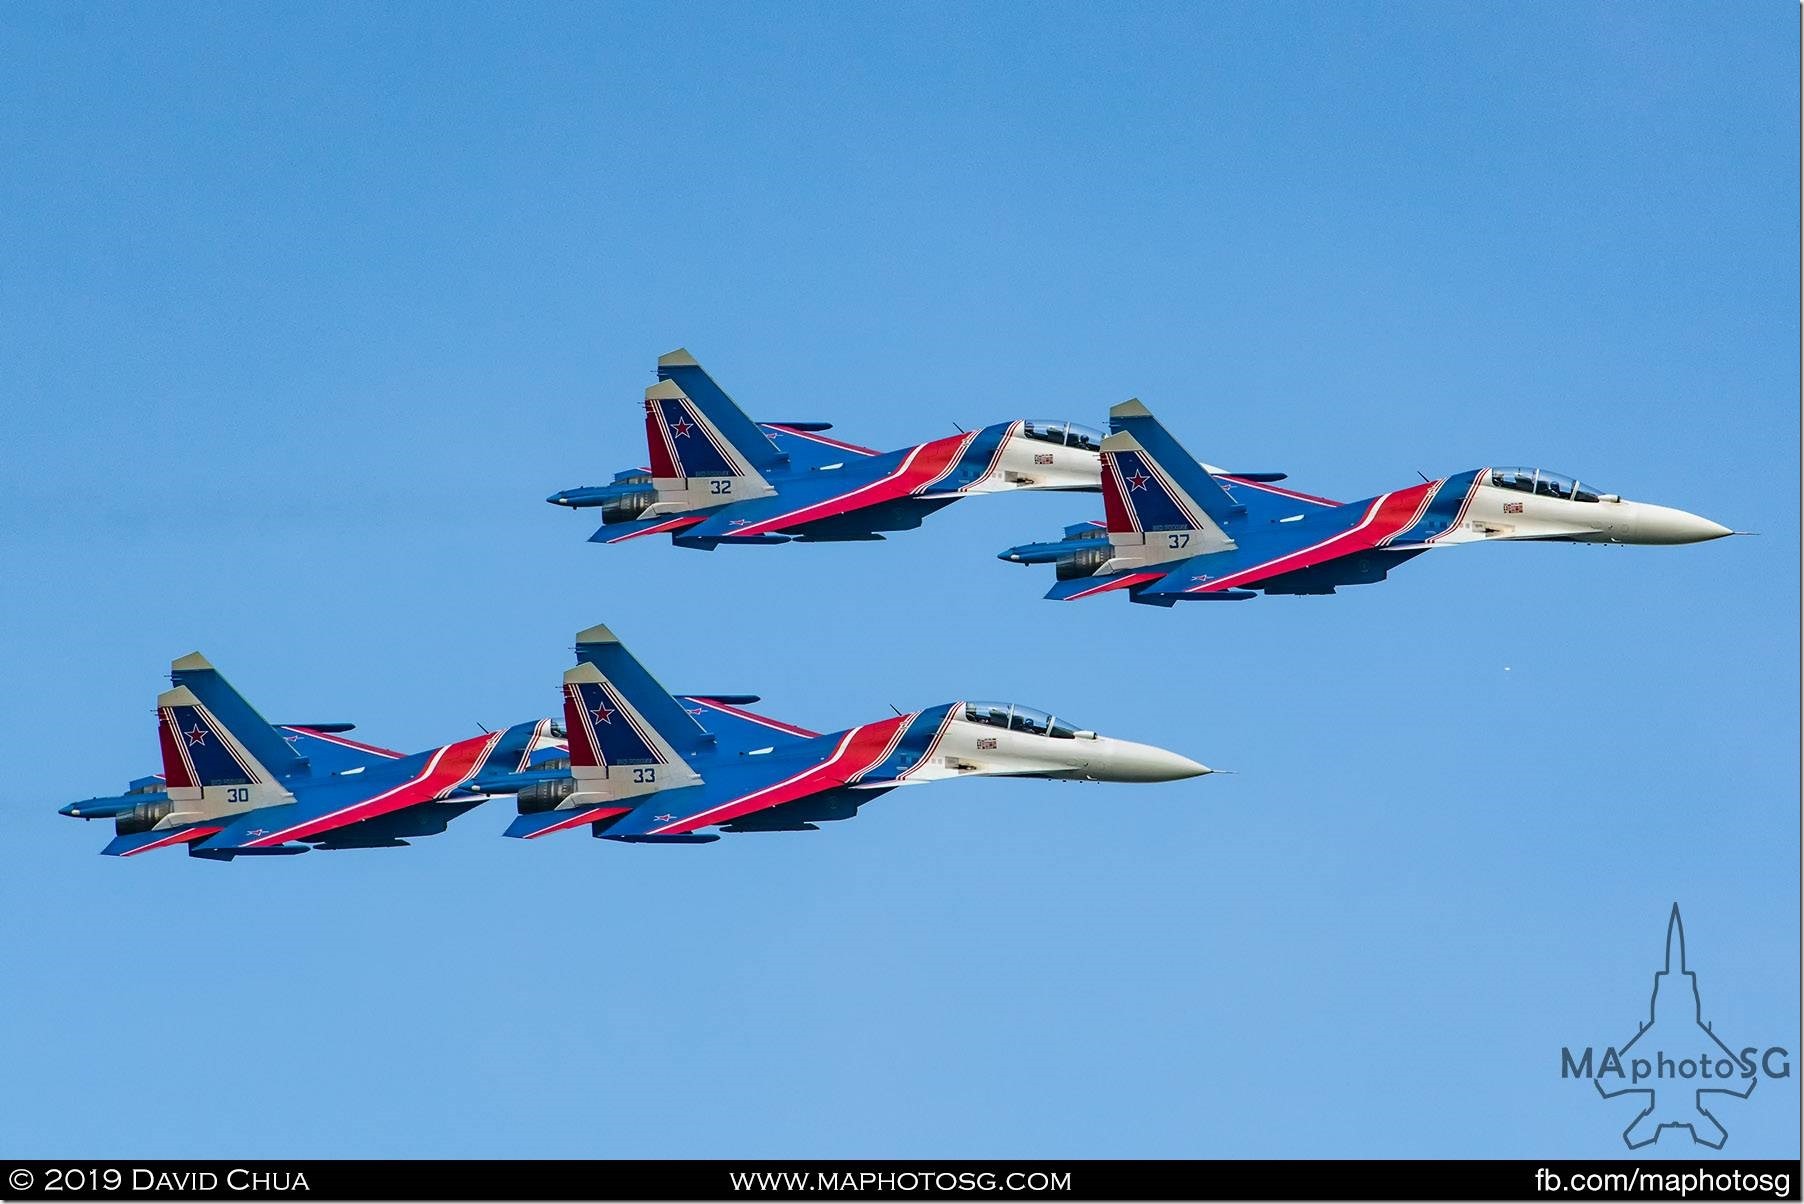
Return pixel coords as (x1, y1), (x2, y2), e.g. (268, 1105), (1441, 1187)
(64, 350), (1733, 859)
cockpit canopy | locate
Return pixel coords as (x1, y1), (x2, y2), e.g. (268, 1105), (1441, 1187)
(963, 701), (1083, 738)
(1489, 467), (1612, 503)
(1022, 420), (1106, 452)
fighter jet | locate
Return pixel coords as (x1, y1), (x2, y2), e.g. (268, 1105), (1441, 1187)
(547, 349), (1103, 548)
(62, 653), (565, 859)
(505, 624), (1211, 844)
(998, 400), (1735, 604)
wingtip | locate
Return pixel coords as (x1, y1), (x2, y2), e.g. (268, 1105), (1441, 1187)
(657, 347), (699, 368)
(1110, 398), (1152, 419)
(170, 651), (213, 672)
(574, 623), (619, 647)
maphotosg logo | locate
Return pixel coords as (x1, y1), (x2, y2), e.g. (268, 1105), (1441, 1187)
(1561, 904), (1791, 1149)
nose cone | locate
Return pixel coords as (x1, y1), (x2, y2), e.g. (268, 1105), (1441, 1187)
(1091, 738), (1212, 783)
(546, 491), (572, 507)
(998, 547), (1023, 562)
(1632, 503), (1733, 545)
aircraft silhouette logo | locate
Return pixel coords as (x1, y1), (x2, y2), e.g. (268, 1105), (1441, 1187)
(1589, 905), (1756, 1149)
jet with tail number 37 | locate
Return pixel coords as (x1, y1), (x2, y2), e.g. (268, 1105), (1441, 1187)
(999, 400), (1736, 605)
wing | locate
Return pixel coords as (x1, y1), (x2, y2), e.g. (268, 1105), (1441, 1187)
(1209, 472), (1343, 524)
(676, 696), (821, 756)
(278, 725), (404, 775)
(760, 423), (879, 472)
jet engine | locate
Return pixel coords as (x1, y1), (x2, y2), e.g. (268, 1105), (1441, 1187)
(600, 486), (658, 525)
(1055, 544), (1112, 580)
(516, 778), (578, 814)
(114, 799), (174, 836)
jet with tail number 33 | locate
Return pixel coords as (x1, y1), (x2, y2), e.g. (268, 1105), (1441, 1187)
(504, 624), (1210, 844)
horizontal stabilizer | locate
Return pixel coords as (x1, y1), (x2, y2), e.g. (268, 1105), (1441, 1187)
(102, 823), (223, 858)
(1043, 570), (1166, 602)
(503, 804), (632, 840)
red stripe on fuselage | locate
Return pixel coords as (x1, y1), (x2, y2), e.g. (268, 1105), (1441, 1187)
(1185, 482), (1435, 593)
(723, 436), (972, 537)
(650, 715), (911, 834)
(242, 731), (502, 847)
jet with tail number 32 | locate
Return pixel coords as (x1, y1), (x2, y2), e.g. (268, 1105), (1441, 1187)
(548, 349), (1104, 548)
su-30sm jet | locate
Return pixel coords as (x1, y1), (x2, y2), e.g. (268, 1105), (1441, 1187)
(61, 655), (567, 859)
(505, 624), (1211, 844)
(999, 400), (1735, 605)
(548, 349), (1104, 548)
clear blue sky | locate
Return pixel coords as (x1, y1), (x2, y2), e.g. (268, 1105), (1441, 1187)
(1, 2), (1795, 1160)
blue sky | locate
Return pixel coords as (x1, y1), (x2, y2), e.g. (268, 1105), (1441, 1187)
(0, 2), (1795, 1159)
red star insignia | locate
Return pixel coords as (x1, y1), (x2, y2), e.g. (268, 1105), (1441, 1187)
(670, 417), (694, 438)
(184, 724), (209, 746)
(1125, 470), (1151, 491)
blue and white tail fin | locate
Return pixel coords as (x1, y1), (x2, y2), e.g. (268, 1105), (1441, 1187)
(655, 348), (785, 472)
(1097, 425), (1237, 573)
(642, 379), (777, 511)
(156, 681), (294, 824)
(169, 652), (308, 779)
(1107, 399), (1247, 523)
(562, 624), (706, 803)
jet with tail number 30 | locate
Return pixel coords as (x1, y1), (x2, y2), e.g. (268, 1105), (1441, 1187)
(61, 654), (568, 859)
(999, 400), (1735, 605)
(548, 349), (1103, 548)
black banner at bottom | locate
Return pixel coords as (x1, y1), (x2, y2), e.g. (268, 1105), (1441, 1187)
(1, 1160), (1798, 1201)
